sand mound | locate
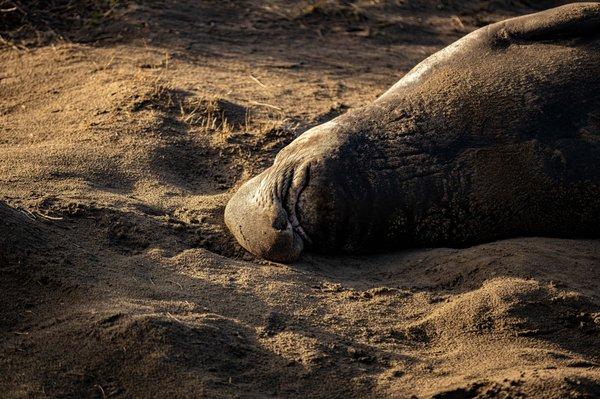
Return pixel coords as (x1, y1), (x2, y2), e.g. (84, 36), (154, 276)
(87, 312), (279, 398)
(0, 202), (45, 265)
(410, 278), (599, 342)
(429, 374), (600, 399)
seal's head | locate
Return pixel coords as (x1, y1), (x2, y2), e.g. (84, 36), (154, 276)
(224, 169), (305, 262)
(225, 122), (337, 262)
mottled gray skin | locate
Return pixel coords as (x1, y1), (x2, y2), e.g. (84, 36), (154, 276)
(225, 3), (600, 262)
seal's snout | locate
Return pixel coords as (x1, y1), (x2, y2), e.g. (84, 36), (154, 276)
(225, 172), (304, 262)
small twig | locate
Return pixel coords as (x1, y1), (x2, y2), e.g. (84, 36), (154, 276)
(103, 53), (116, 70)
(102, 5), (117, 18)
(95, 385), (106, 399)
(34, 212), (63, 221)
(249, 101), (282, 111)
(167, 279), (183, 289)
(18, 208), (36, 221)
(166, 312), (183, 323)
(249, 74), (267, 88)
(0, 7), (17, 13)
(451, 15), (465, 29)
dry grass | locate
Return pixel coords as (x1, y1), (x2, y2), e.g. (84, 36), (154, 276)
(262, 0), (370, 22)
(297, 0), (368, 21)
(125, 75), (288, 146)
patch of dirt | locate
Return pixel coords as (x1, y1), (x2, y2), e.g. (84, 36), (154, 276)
(1, 1), (599, 398)
(0, 0), (127, 48)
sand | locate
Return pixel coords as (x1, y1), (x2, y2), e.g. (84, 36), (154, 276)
(1, 1), (599, 397)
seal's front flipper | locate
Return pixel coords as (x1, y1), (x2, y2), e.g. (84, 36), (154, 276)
(497, 2), (600, 41)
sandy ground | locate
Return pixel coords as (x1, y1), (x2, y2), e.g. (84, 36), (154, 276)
(1, 1), (600, 397)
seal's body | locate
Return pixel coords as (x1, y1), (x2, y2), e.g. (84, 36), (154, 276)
(225, 3), (600, 262)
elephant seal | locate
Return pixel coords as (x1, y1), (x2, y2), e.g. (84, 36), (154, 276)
(225, 3), (600, 262)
